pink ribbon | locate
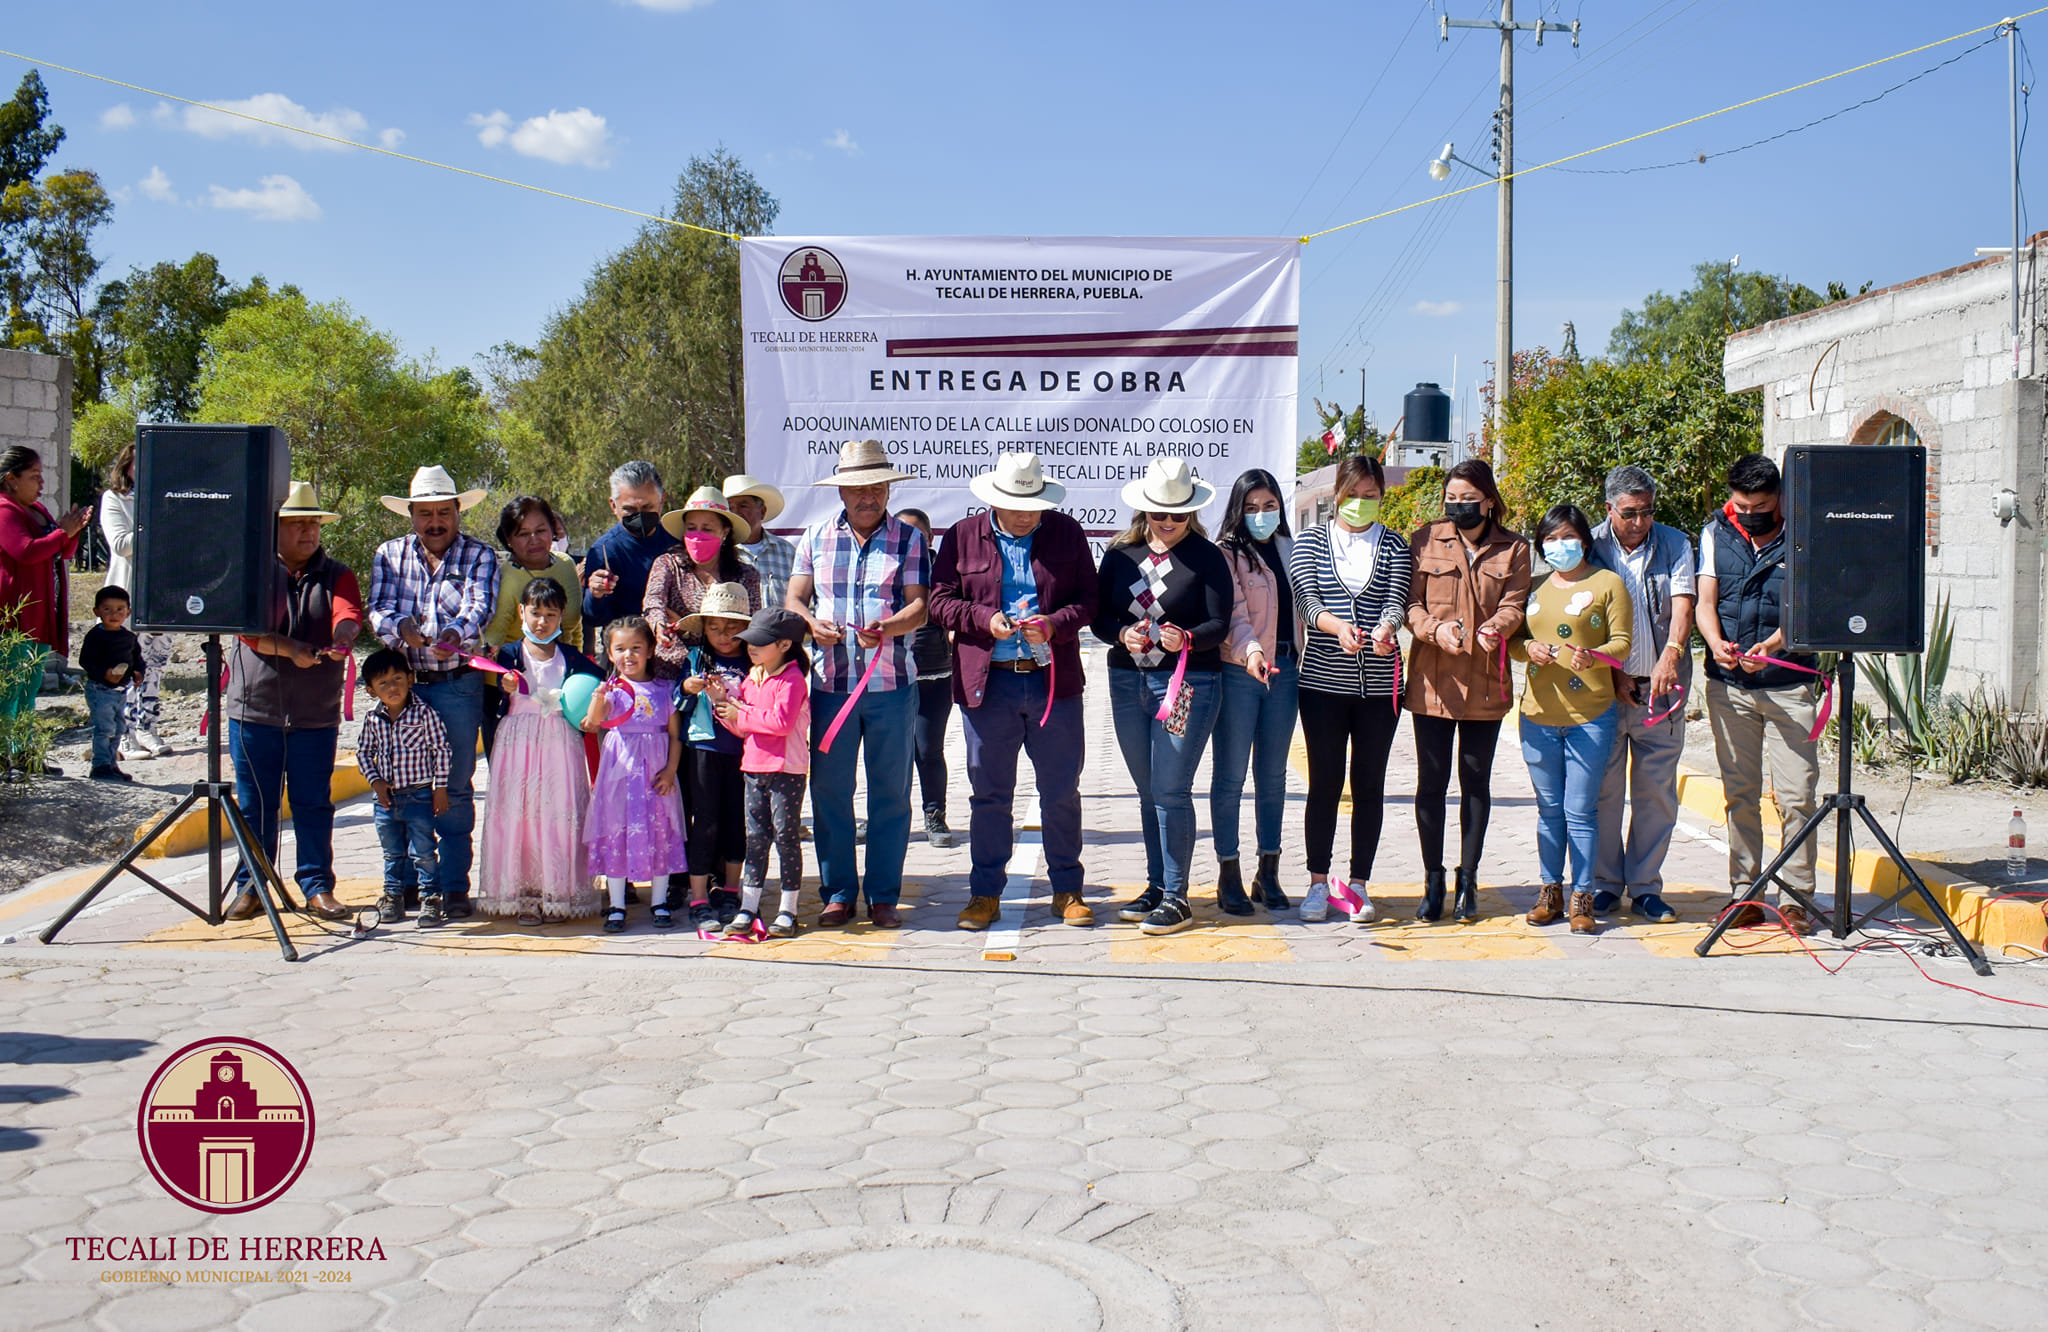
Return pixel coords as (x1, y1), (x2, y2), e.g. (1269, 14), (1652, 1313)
(200, 662), (230, 737)
(463, 653), (527, 694)
(698, 917), (770, 943)
(1019, 615), (1056, 727)
(1643, 685), (1686, 727)
(1496, 637), (1510, 703)
(1556, 645), (1689, 728)
(819, 625), (884, 754)
(1326, 879), (1365, 914)
(343, 652), (356, 721)
(593, 678), (635, 730)
(1737, 652), (1835, 741)
(1390, 641), (1402, 715)
(1153, 630), (1191, 726)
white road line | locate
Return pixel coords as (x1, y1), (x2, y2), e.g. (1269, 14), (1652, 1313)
(981, 801), (1042, 960)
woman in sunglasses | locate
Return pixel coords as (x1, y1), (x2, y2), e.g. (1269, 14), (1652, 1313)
(1093, 458), (1233, 936)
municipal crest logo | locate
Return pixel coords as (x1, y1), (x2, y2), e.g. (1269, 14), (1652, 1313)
(137, 1038), (314, 1215)
(779, 246), (847, 321)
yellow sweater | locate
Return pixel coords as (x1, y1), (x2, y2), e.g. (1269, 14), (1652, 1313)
(1509, 567), (1633, 726)
(483, 553), (583, 648)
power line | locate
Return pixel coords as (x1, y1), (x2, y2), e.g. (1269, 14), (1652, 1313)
(1281, 0), (1438, 231)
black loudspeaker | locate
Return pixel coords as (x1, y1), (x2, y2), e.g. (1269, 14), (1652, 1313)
(132, 424), (290, 634)
(1784, 443), (1926, 654)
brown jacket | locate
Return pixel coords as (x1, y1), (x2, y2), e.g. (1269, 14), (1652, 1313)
(1403, 519), (1531, 721)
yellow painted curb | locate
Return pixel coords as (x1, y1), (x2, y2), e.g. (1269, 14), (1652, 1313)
(1675, 764), (2047, 955)
(134, 752), (373, 860)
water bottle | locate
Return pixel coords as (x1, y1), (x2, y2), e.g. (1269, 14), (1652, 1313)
(1015, 597), (1051, 668)
(2008, 809), (2027, 881)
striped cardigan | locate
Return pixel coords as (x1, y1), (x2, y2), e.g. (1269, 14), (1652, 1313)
(1287, 521), (1412, 698)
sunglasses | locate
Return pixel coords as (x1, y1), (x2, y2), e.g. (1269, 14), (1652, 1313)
(1145, 511), (1188, 523)
(1612, 507), (1653, 521)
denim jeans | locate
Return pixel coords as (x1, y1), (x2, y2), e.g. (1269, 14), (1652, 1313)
(962, 668), (1085, 898)
(411, 671), (483, 900)
(1108, 668), (1222, 900)
(84, 681), (124, 769)
(809, 683), (917, 907)
(227, 720), (339, 897)
(373, 787), (440, 897)
(1208, 654), (1299, 860)
(1519, 705), (1621, 894)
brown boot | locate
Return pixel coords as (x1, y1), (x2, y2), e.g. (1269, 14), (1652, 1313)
(956, 895), (1001, 931)
(223, 892), (262, 921)
(1568, 891), (1598, 934)
(1780, 904), (1816, 936)
(1051, 892), (1095, 926)
(1527, 883), (1564, 926)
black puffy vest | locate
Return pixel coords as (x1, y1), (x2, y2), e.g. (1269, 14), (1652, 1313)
(1703, 512), (1815, 691)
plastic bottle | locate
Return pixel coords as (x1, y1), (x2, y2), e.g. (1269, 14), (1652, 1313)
(1015, 597), (1052, 668)
(2008, 808), (2027, 881)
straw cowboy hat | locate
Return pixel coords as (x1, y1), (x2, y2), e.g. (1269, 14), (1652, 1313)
(678, 581), (757, 637)
(811, 438), (913, 487)
(722, 473), (786, 523)
(660, 485), (755, 543)
(379, 464), (487, 515)
(969, 452), (1066, 511)
(1119, 457), (1214, 514)
(277, 480), (341, 523)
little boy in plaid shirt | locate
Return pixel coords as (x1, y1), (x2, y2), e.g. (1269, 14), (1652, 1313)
(357, 649), (453, 929)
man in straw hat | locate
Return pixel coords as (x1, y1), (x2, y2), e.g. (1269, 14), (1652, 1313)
(930, 453), (1100, 931)
(785, 438), (931, 929)
(723, 473), (796, 612)
(222, 482), (362, 923)
(365, 464), (501, 919)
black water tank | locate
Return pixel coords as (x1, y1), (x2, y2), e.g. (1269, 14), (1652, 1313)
(1403, 382), (1451, 443)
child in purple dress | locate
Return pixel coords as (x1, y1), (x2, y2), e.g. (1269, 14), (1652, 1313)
(581, 616), (689, 932)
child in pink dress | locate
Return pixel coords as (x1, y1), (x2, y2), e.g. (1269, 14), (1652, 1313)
(582, 616), (689, 932)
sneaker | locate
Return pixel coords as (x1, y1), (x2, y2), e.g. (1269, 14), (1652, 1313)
(1346, 888), (1378, 926)
(1298, 882), (1330, 922)
(1630, 893), (1677, 923)
(688, 900), (717, 930)
(137, 727), (170, 757)
(1591, 889), (1623, 914)
(602, 906), (627, 933)
(416, 897), (446, 930)
(723, 909), (759, 939)
(377, 894), (404, 924)
(925, 810), (956, 849)
(768, 911), (799, 938)
(118, 739), (152, 762)
(1116, 886), (1165, 922)
(1138, 895), (1195, 935)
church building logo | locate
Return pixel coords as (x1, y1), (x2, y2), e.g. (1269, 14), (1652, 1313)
(136, 1038), (314, 1215)
(779, 246), (847, 321)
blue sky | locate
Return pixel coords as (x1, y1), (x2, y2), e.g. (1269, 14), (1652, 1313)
(13, 1), (2038, 444)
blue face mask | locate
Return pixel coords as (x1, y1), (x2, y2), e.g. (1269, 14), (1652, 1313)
(1542, 539), (1583, 573)
(524, 626), (562, 645)
(1244, 510), (1281, 541)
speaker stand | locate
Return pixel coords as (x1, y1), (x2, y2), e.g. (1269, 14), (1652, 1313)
(39, 635), (302, 962)
(1695, 653), (1990, 977)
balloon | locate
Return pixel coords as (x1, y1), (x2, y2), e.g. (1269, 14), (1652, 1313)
(559, 673), (602, 729)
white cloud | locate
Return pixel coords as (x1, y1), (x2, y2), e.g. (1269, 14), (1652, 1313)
(623, 0), (714, 10)
(176, 93), (396, 152)
(208, 174), (322, 222)
(824, 128), (860, 155)
(468, 107), (613, 167)
(1412, 300), (1463, 317)
(138, 167), (176, 203)
(379, 127), (406, 150)
(99, 103), (137, 130)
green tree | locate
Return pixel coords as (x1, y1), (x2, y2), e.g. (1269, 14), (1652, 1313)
(195, 292), (501, 571)
(1, 168), (114, 398)
(1295, 398), (1384, 475)
(0, 72), (63, 193)
(1606, 260), (1869, 366)
(499, 148), (779, 535)
(102, 254), (282, 420)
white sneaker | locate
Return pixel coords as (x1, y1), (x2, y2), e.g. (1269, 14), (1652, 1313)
(137, 727), (169, 757)
(1348, 892), (1378, 925)
(1299, 882), (1330, 922)
(118, 738), (152, 762)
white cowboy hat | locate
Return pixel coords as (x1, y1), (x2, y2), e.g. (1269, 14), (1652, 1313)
(660, 485), (755, 544)
(277, 480), (341, 523)
(379, 465), (487, 515)
(968, 452), (1066, 512)
(811, 438), (914, 488)
(721, 473), (786, 523)
(677, 581), (757, 637)
(1119, 457), (1214, 514)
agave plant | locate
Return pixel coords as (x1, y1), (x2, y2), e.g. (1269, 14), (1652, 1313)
(1860, 592), (1953, 758)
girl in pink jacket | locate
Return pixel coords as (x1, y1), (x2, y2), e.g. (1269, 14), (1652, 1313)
(711, 608), (812, 939)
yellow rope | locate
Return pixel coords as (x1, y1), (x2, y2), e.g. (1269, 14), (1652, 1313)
(1299, 7), (2048, 242)
(0, 47), (743, 241)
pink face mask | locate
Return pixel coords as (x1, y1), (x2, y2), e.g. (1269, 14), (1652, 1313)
(683, 532), (723, 565)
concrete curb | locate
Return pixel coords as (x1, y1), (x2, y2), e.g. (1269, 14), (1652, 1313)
(132, 753), (372, 859)
(1675, 764), (2048, 955)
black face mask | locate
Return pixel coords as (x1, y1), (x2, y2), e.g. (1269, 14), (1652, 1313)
(620, 510), (660, 538)
(1443, 500), (1487, 531)
(1735, 509), (1778, 536)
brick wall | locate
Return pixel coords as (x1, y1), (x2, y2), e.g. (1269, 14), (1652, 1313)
(0, 349), (72, 516)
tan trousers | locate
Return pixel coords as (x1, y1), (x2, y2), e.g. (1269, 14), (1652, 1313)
(1704, 679), (1821, 898)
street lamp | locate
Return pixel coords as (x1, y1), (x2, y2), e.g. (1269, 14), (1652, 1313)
(1428, 142), (1493, 184)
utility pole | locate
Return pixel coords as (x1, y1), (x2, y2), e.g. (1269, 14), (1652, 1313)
(2007, 17), (2023, 380)
(1442, 3), (1579, 459)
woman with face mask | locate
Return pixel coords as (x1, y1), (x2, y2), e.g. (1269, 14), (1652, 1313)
(644, 487), (763, 677)
(1510, 504), (1633, 935)
(1285, 453), (1412, 925)
(1403, 459), (1531, 923)
(1210, 468), (1301, 915)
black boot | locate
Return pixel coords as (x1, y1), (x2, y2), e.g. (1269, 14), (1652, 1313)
(1452, 866), (1480, 923)
(1416, 868), (1446, 921)
(1253, 853), (1288, 910)
(1216, 858), (1253, 916)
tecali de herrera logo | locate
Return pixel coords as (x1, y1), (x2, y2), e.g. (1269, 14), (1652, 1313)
(136, 1038), (314, 1215)
(779, 245), (847, 321)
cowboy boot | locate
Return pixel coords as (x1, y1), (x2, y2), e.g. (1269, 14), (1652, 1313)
(1216, 858), (1253, 916)
(1415, 868), (1446, 921)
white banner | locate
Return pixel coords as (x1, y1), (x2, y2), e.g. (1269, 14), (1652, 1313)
(740, 236), (1299, 544)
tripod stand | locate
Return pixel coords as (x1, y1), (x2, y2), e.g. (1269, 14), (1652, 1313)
(1695, 653), (1991, 977)
(40, 635), (302, 962)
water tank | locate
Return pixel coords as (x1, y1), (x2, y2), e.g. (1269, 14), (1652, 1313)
(1403, 382), (1451, 444)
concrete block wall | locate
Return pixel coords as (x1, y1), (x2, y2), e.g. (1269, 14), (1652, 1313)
(0, 349), (72, 516)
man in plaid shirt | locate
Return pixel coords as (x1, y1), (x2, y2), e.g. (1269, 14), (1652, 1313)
(724, 474), (796, 610)
(365, 466), (499, 917)
(785, 440), (931, 930)
(357, 649), (454, 928)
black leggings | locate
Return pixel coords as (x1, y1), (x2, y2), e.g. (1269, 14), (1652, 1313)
(743, 771), (807, 897)
(686, 746), (746, 875)
(914, 676), (954, 814)
(1412, 713), (1503, 873)
(1297, 687), (1400, 879)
